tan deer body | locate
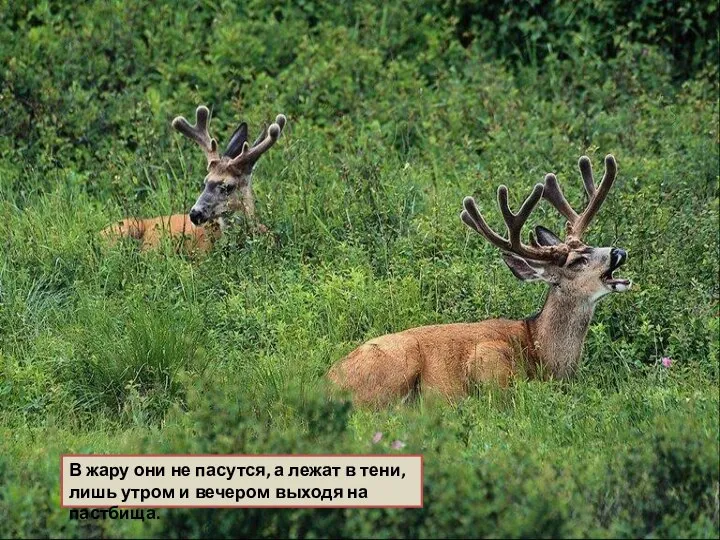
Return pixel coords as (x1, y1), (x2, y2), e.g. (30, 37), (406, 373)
(101, 106), (286, 252)
(329, 319), (531, 405)
(329, 155), (631, 406)
(100, 214), (218, 252)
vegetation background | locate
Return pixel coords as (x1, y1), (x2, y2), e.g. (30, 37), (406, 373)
(0, 0), (718, 537)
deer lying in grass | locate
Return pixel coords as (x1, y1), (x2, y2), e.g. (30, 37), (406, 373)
(328, 155), (631, 406)
(101, 105), (286, 252)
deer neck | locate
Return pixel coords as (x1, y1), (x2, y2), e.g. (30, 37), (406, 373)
(525, 286), (596, 379)
(214, 175), (254, 233)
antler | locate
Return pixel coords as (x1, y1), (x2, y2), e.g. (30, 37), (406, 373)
(171, 105), (220, 169)
(461, 184), (568, 263)
(228, 114), (287, 171)
(542, 154), (617, 242)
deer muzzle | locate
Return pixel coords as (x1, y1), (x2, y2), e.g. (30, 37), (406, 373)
(189, 207), (207, 226)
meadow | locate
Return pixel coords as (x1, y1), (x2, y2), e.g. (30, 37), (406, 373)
(0, 1), (718, 537)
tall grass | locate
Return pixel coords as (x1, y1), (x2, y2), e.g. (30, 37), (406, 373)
(0, 1), (718, 538)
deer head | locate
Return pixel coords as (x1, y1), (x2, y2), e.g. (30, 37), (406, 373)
(172, 105), (287, 226)
(461, 155), (630, 303)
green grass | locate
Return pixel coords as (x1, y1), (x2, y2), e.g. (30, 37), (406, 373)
(0, 1), (718, 538)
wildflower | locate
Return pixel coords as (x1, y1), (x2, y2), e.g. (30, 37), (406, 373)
(661, 356), (672, 368)
(372, 432), (383, 444)
(391, 440), (406, 450)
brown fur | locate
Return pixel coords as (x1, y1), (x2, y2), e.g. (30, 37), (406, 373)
(328, 154), (631, 407)
(328, 320), (537, 406)
(100, 214), (220, 253)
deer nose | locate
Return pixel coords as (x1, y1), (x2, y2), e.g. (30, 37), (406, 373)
(189, 208), (205, 225)
(611, 248), (627, 267)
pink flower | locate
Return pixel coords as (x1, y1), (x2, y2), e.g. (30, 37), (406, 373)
(391, 440), (406, 450)
(661, 357), (672, 368)
(372, 432), (383, 444)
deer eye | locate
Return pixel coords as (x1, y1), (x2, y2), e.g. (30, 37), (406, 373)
(566, 256), (588, 269)
(219, 184), (236, 195)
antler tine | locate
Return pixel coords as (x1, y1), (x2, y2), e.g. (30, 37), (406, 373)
(171, 105), (220, 167)
(578, 156), (596, 197)
(461, 196), (512, 252)
(497, 183), (544, 251)
(571, 154), (617, 238)
(274, 113), (287, 131)
(229, 113), (287, 169)
(249, 116), (287, 148)
(462, 185), (565, 262)
(542, 154), (618, 242)
(542, 173), (579, 224)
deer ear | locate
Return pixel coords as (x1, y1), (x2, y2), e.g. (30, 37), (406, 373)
(534, 225), (562, 246)
(502, 253), (553, 283)
(223, 122), (248, 158)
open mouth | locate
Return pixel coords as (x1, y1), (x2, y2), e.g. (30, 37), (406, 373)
(601, 250), (631, 292)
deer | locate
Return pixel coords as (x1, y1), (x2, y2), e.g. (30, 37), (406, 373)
(328, 154), (631, 407)
(100, 105), (287, 252)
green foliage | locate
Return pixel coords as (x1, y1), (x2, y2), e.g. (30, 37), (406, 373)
(0, 0), (718, 538)
(449, 0), (718, 78)
(1, 384), (717, 538)
(150, 386), (720, 538)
